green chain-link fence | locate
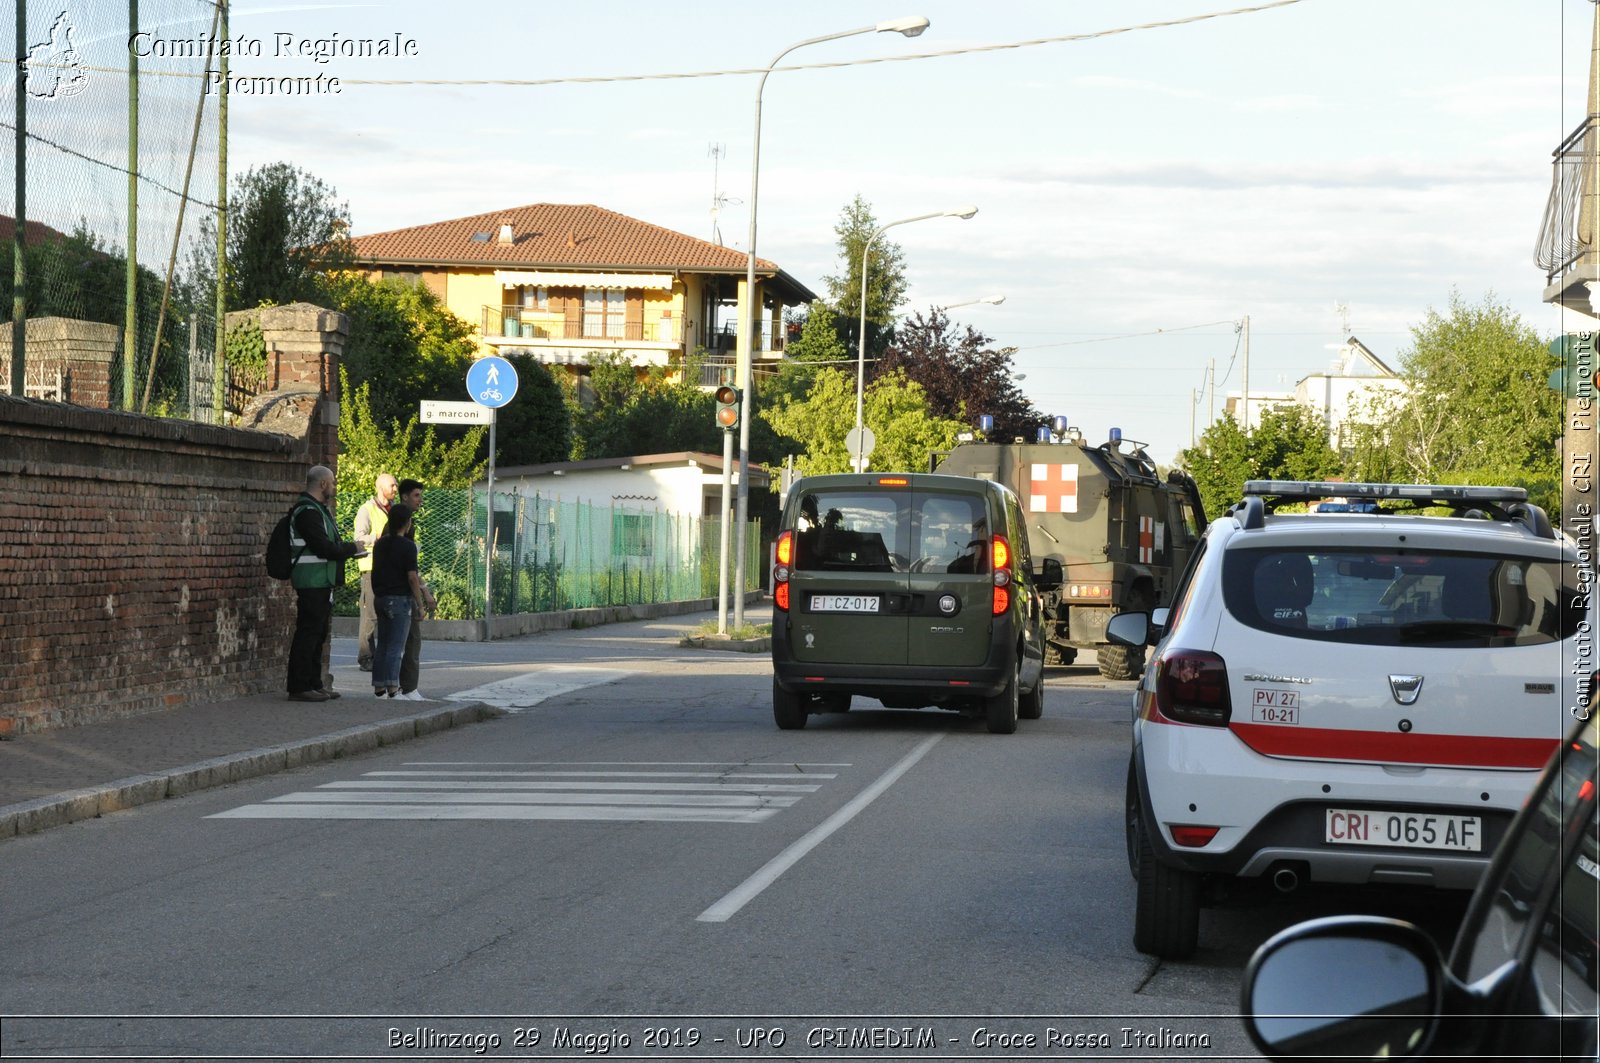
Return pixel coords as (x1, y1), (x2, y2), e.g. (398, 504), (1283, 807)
(334, 488), (761, 620)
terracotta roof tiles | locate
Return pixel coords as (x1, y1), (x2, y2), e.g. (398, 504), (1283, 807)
(351, 203), (779, 275)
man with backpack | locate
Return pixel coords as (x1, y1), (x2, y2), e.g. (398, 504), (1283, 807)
(286, 465), (366, 702)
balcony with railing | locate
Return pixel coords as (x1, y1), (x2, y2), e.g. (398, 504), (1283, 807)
(697, 321), (789, 358)
(484, 305), (681, 345)
(1537, 115), (1600, 309)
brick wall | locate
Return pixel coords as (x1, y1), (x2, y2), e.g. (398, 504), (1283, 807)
(0, 303), (348, 735)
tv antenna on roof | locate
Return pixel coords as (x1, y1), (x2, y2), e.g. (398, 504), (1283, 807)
(708, 142), (742, 246)
(1333, 300), (1351, 338)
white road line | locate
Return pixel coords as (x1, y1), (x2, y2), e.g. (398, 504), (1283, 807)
(360, 770), (835, 780)
(696, 734), (944, 923)
(318, 779), (822, 793)
(446, 667), (632, 711)
(212, 805), (779, 823)
(266, 792), (800, 808)
(403, 761), (852, 768)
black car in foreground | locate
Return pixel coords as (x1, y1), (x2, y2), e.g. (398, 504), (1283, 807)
(1242, 711), (1598, 1060)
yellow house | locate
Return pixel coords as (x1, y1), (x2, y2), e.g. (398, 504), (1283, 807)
(348, 203), (816, 386)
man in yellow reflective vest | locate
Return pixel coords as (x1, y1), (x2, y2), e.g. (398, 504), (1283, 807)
(288, 465), (366, 702)
(353, 473), (398, 671)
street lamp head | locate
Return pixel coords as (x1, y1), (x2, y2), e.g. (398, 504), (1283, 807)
(946, 205), (979, 220)
(876, 15), (930, 36)
(981, 294), (1005, 305)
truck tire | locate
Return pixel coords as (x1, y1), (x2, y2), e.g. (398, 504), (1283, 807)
(1097, 641), (1144, 681)
(1043, 641), (1077, 666)
(1097, 590), (1152, 680)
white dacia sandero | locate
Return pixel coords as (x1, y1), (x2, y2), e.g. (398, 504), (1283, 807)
(1107, 480), (1591, 959)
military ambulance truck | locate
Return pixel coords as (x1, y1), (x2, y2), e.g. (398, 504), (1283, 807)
(932, 427), (1206, 679)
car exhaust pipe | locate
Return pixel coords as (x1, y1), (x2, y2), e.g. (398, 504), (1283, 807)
(1272, 867), (1300, 893)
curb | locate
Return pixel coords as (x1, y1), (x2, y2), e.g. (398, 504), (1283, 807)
(0, 702), (505, 842)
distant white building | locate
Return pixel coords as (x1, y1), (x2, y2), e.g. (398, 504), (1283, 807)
(491, 451), (770, 520)
(1225, 336), (1409, 450)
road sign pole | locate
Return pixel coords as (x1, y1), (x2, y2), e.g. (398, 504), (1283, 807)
(717, 427), (733, 634)
(484, 409), (496, 629)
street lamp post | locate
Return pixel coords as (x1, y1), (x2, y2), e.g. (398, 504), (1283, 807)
(853, 206), (978, 472)
(730, 15), (930, 631)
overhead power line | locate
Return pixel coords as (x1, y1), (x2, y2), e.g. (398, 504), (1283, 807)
(1015, 319), (1237, 352)
(2, 0), (1306, 87)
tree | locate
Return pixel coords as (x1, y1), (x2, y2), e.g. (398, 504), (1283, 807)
(820, 195), (909, 361)
(321, 273), (478, 431)
(783, 301), (850, 365)
(878, 308), (1040, 438)
(1180, 405), (1342, 518)
(761, 366), (965, 475)
(191, 162), (353, 310)
(493, 352), (572, 467)
(335, 366), (486, 498)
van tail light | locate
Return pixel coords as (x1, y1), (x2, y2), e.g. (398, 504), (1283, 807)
(774, 531), (792, 612)
(991, 534), (1011, 614)
(1154, 650), (1232, 726)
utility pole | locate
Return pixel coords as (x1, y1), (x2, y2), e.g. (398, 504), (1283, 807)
(1189, 388), (1196, 449)
(211, 0), (228, 422)
(1240, 313), (1250, 434)
(11, 0), (26, 396)
(1208, 358), (1216, 428)
(124, 0), (139, 410)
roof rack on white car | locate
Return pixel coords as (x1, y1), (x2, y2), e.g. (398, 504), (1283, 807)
(1229, 480), (1554, 540)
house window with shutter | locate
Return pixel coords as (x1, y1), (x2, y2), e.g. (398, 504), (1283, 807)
(584, 288), (626, 338)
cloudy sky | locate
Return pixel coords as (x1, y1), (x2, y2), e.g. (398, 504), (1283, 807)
(13, 0), (1595, 462)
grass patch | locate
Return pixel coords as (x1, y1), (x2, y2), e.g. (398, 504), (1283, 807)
(693, 620), (771, 640)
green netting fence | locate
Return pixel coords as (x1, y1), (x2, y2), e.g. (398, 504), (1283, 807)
(334, 488), (761, 620)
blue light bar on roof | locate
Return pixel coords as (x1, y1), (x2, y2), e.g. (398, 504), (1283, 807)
(1243, 480), (1529, 504)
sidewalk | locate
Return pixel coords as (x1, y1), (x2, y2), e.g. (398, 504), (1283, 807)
(0, 686), (502, 840)
(0, 601), (769, 841)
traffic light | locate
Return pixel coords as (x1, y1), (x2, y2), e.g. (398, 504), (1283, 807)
(715, 385), (740, 430)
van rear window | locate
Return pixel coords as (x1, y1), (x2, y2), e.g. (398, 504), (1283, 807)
(792, 490), (988, 574)
(1222, 548), (1579, 646)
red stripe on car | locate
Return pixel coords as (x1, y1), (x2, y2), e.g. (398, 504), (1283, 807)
(1229, 723), (1557, 769)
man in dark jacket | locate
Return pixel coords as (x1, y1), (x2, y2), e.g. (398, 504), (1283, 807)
(287, 465), (366, 702)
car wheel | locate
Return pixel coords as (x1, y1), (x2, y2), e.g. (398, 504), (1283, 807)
(985, 659), (1020, 734)
(773, 678), (808, 730)
(1019, 670), (1044, 720)
(1132, 809), (1201, 960)
(1124, 762), (1141, 879)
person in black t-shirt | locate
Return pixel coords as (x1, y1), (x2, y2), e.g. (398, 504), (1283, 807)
(370, 503), (422, 697)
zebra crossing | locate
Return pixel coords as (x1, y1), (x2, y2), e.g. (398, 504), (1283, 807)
(207, 762), (849, 824)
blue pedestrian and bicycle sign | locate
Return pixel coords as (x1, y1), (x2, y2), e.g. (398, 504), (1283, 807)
(467, 356), (518, 409)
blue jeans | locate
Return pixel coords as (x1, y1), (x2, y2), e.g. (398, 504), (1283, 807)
(374, 595), (413, 689)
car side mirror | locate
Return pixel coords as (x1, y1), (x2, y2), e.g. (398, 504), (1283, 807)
(1242, 916), (1442, 1061)
(1035, 558), (1063, 590)
(1105, 610), (1149, 647)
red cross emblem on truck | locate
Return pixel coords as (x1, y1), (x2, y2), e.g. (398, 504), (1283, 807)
(1029, 463), (1078, 514)
(1138, 515), (1155, 562)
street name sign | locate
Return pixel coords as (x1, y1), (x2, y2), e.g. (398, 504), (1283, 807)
(420, 400), (495, 424)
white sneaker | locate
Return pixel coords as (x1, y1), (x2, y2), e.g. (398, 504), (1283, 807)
(402, 690), (430, 701)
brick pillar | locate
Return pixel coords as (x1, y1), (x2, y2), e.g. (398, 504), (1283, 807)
(0, 317), (120, 407)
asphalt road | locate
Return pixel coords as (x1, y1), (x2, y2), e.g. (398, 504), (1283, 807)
(0, 614), (1471, 1061)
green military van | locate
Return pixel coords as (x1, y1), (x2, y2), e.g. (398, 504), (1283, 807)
(770, 472), (1062, 733)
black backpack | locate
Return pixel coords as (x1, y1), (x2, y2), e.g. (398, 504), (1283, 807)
(266, 503), (311, 580)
